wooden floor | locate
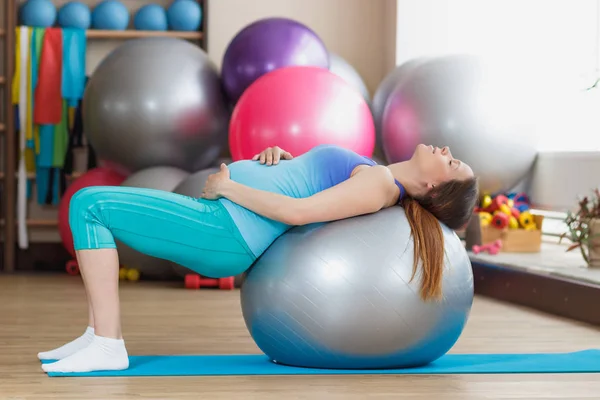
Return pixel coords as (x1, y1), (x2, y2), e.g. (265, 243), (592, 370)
(1, 275), (599, 400)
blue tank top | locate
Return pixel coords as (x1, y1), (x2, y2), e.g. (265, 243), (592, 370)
(219, 145), (406, 257)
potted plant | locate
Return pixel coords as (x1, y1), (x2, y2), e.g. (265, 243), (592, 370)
(560, 188), (600, 267)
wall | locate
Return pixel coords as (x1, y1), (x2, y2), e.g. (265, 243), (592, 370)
(530, 152), (600, 211)
(382, 0), (397, 74)
(7, 0), (396, 244)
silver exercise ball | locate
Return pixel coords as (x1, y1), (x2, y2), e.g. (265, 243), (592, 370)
(83, 37), (229, 174)
(381, 55), (539, 194)
(372, 58), (429, 155)
(241, 207), (474, 369)
(328, 53), (370, 103)
(117, 166), (190, 280)
(169, 167), (219, 278)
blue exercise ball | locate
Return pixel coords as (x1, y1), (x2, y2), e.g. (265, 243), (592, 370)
(58, 2), (92, 29)
(20, 0), (57, 28)
(134, 4), (168, 31)
(167, 0), (202, 31)
(92, 0), (129, 30)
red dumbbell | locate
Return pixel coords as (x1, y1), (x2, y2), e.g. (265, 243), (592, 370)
(484, 195), (509, 213)
(65, 260), (80, 276)
(491, 212), (509, 229)
(472, 239), (502, 255)
(184, 274), (235, 290)
(510, 207), (521, 220)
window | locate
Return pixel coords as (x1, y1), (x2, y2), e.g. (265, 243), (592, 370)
(395, 0), (600, 152)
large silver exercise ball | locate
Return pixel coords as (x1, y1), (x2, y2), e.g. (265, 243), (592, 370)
(372, 58), (429, 156)
(117, 166), (190, 280)
(83, 37), (229, 174)
(169, 167), (219, 278)
(328, 53), (370, 103)
(241, 206), (474, 369)
(381, 55), (539, 194)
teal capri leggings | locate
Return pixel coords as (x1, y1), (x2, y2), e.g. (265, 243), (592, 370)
(68, 186), (257, 278)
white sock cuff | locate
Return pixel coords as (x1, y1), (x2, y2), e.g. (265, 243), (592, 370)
(93, 334), (125, 346)
(85, 326), (95, 335)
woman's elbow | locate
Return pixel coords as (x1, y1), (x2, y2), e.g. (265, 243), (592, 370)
(280, 201), (313, 226)
(282, 210), (309, 226)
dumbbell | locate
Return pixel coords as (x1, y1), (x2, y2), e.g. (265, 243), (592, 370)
(65, 260), (80, 276)
(510, 207), (521, 220)
(472, 239), (502, 255)
(508, 216), (519, 229)
(513, 192), (530, 204)
(119, 267), (141, 281)
(498, 204), (512, 216)
(481, 194), (493, 210)
(185, 274), (235, 290)
(514, 202), (530, 212)
(486, 194), (509, 213)
(519, 211), (537, 230)
(478, 212), (493, 226)
(491, 212), (509, 229)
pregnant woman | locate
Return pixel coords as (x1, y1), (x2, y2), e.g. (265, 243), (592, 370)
(39, 143), (477, 374)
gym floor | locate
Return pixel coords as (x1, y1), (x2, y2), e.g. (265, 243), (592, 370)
(2, 274), (599, 400)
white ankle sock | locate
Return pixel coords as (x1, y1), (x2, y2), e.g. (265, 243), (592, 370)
(38, 326), (95, 361)
(42, 335), (129, 373)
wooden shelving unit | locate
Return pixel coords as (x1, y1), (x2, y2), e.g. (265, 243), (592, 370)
(0, 171), (83, 180)
(1, 1), (209, 273)
(86, 29), (203, 40)
(0, 219), (59, 228)
(2, 0), (16, 272)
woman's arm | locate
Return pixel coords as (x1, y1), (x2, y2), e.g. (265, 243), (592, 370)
(218, 165), (396, 225)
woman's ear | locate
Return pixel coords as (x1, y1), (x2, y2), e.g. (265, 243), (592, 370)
(424, 182), (440, 198)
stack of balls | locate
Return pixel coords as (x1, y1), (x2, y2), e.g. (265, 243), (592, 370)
(59, 17), (374, 281)
(476, 193), (537, 231)
(19, 0), (202, 32)
(221, 17), (375, 161)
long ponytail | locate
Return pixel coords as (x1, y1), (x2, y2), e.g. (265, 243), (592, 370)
(402, 197), (445, 301)
(401, 176), (479, 301)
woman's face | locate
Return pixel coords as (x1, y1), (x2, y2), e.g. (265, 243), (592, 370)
(411, 144), (474, 189)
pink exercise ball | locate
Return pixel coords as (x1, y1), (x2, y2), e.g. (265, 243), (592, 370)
(229, 66), (375, 161)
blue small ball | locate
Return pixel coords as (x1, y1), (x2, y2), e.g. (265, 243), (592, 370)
(58, 2), (92, 29)
(167, 0), (202, 31)
(20, 0), (57, 28)
(92, 0), (129, 30)
(134, 4), (168, 31)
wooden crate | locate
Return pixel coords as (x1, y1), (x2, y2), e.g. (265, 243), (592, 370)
(466, 213), (544, 253)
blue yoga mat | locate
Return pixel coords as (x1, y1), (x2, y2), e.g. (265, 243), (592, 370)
(44, 349), (600, 377)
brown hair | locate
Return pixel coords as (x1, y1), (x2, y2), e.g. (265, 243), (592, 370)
(402, 177), (479, 301)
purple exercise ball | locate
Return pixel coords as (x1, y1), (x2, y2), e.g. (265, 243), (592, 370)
(221, 17), (330, 103)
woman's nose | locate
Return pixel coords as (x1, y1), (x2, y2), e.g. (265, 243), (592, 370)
(442, 146), (450, 156)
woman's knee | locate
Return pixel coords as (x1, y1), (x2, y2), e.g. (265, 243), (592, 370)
(69, 186), (114, 228)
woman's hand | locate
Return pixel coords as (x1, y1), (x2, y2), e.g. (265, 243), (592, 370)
(252, 146), (293, 165)
(201, 164), (231, 200)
